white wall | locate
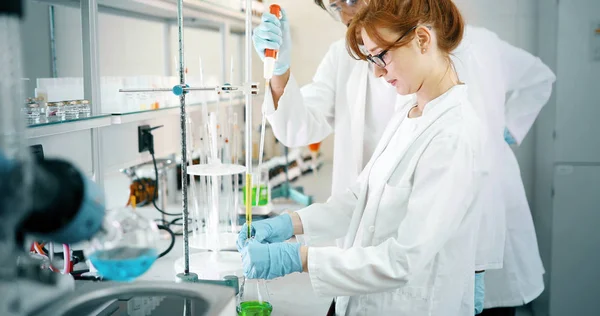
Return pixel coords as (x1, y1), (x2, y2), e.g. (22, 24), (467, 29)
(21, 0), (52, 96)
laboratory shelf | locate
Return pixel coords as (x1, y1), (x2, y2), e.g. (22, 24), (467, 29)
(24, 98), (245, 137)
(26, 114), (112, 139)
(34, 0), (261, 30)
(110, 105), (196, 125)
(110, 98), (244, 124)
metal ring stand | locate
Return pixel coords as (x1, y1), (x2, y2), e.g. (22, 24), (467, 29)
(117, 0), (257, 292)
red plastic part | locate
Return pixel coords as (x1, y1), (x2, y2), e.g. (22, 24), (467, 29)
(265, 4), (282, 58)
(308, 142), (321, 153)
(270, 4), (281, 18)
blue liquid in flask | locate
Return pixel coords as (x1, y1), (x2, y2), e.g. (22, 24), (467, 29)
(89, 247), (158, 281)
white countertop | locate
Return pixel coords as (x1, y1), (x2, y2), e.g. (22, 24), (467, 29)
(135, 233), (332, 316)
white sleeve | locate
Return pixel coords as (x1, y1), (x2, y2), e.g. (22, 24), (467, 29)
(307, 134), (481, 296)
(264, 42), (339, 147)
(497, 36), (556, 144)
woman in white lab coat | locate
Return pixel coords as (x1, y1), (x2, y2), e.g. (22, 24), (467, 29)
(257, 0), (555, 313)
(239, 0), (488, 314)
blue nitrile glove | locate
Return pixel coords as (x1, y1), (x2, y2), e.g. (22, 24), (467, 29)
(252, 8), (292, 75)
(504, 127), (517, 145)
(237, 213), (294, 252)
(241, 239), (303, 280)
(474, 272), (486, 315)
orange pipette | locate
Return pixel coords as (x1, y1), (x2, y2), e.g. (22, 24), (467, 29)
(263, 4), (282, 88)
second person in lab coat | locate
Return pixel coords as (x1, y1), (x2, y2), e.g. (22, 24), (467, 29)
(252, 0), (555, 315)
(238, 0), (486, 314)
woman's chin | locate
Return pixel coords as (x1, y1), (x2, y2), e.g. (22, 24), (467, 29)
(395, 85), (412, 96)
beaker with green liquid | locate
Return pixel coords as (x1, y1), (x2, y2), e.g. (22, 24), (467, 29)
(237, 277), (272, 315)
(242, 184), (269, 206)
(242, 169), (270, 207)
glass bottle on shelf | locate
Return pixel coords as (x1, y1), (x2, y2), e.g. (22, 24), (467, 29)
(46, 101), (65, 122)
(35, 95), (47, 117)
(79, 99), (91, 117)
(22, 98), (40, 125)
(64, 100), (80, 120)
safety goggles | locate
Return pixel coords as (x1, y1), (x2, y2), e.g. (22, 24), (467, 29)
(325, 0), (360, 22)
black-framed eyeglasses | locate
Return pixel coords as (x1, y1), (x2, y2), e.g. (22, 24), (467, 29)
(365, 26), (418, 68)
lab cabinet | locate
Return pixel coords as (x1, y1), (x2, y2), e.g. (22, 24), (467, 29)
(534, 0), (600, 315)
(550, 165), (600, 316)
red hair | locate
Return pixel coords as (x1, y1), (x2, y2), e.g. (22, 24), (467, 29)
(346, 0), (465, 59)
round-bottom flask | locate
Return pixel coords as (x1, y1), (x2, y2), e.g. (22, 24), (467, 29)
(85, 207), (160, 281)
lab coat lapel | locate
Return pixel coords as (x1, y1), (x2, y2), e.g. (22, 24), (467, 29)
(342, 101), (412, 249)
(347, 61), (369, 176)
(365, 94), (416, 170)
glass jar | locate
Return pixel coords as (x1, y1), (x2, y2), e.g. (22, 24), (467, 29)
(22, 98), (40, 124)
(46, 101), (65, 121)
(79, 99), (91, 117)
(35, 96), (47, 117)
(65, 100), (80, 120)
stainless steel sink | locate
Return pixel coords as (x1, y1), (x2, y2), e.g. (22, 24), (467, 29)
(30, 281), (235, 316)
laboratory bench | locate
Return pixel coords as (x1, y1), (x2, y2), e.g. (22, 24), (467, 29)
(87, 163), (336, 315)
(131, 172), (334, 315)
(137, 234), (333, 316)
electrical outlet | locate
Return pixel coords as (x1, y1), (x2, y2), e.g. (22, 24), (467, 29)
(138, 125), (151, 153)
(29, 144), (44, 161)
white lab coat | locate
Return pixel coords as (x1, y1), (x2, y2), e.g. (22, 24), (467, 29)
(296, 85), (486, 315)
(265, 25), (556, 308)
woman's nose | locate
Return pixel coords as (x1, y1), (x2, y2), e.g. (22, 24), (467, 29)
(374, 65), (387, 78)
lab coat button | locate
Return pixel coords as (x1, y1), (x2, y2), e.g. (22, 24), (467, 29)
(368, 226), (375, 233)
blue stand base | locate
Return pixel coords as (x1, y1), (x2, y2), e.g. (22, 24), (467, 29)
(176, 273), (239, 295)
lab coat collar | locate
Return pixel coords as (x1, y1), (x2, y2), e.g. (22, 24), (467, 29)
(421, 84), (468, 116)
(382, 85), (467, 167)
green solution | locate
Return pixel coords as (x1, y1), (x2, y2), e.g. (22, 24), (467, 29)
(237, 301), (273, 316)
(242, 185), (269, 206)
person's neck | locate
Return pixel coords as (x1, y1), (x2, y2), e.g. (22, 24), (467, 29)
(413, 59), (459, 117)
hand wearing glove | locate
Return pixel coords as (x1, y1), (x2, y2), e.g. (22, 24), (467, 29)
(241, 239), (303, 280)
(504, 127), (517, 145)
(252, 8), (292, 75)
(474, 271), (486, 315)
(236, 213), (294, 252)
